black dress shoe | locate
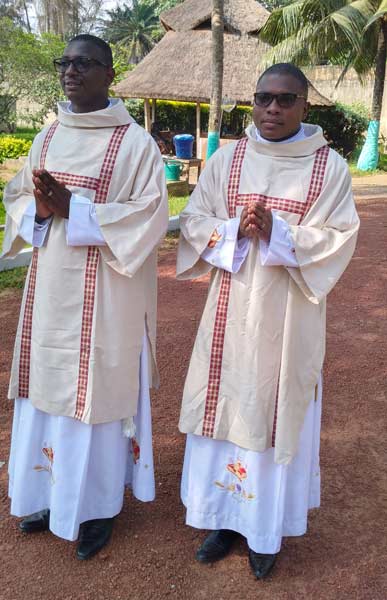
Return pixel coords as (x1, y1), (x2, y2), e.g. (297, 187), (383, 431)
(196, 529), (240, 563)
(76, 518), (114, 560)
(18, 509), (50, 533)
(248, 550), (276, 579)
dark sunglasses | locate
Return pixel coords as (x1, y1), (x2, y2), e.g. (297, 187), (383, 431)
(254, 92), (306, 108)
(53, 57), (109, 73)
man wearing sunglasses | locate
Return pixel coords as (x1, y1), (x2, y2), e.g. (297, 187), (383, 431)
(2, 34), (168, 559)
(177, 63), (359, 578)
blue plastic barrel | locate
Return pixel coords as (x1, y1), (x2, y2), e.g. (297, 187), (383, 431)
(173, 134), (194, 159)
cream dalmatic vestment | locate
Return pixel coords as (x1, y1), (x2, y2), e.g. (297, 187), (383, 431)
(2, 98), (168, 425)
(177, 124), (359, 464)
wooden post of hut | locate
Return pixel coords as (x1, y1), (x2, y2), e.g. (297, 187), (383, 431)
(196, 102), (201, 158)
(144, 98), (151, 132)
(151, 99), (156, 124)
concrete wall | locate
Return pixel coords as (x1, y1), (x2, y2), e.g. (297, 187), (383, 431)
(305, 66), (387, 136)
(305, 66), (373, 108)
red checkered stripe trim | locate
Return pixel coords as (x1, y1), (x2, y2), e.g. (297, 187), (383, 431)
(201, 139), (247, 437)
(18, 248), (39, 398)
(74, 124), (130, 420)
(202, 271), (232, 437)
(94, 124), (130, 204)
(300, 145), (330, 220)
(39, 121), (59, 169)
(49, 171), (99, 191)
(228, 138), (248, 219)
(271, 380), (280, 447)
(237, 194), (305, 215)
(74, 246), (99, 419)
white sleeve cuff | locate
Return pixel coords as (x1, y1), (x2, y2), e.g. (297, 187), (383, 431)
(259, 211), (298, 268)
(66, 194), (106, 247)
(19, 200), (51, 247)
(201, 217), (250, 273)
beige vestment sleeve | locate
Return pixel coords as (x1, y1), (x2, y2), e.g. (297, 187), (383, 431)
(288, 160), (359, 304)
(95, 136), (169, 278)
(177, 151), (232, 280)
(1, 131), (46, 258)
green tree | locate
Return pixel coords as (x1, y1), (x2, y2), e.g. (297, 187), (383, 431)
(148, 0), (184, 15)
(33, 0), (104, 38)
(259, 0), (387, 170)
(0, 0), (31, 30)
(0, 18), (65, 128)
(100, 0), (160, 63)
(259, 0), (292, 10)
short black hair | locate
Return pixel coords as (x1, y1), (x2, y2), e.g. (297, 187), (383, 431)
(67, 34), (113, 67)
(258, 63), (308, 98)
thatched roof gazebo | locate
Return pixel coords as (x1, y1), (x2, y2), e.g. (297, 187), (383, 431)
(114, 0), (331, 157)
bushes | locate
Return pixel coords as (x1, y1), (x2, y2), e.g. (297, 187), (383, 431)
(9, 128), (39, 143)
(124, 99), (251, 136)
(307, 103), (368, 158)
(0, 136), (32, 163)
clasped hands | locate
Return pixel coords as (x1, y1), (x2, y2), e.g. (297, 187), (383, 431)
(238, 202), (273, 243)
(32, 169), (72, 220)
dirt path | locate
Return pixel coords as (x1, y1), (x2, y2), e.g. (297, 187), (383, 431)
(0, 198), (386, 600)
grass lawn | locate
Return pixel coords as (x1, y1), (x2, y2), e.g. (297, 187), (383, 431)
(0, 127), (39, 143)
(349, 152), (387, 176)
(0, 266), (27, 291)
(168, 195), (188, 216)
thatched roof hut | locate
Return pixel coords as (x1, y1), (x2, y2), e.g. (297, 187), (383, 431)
(113, 0), (331, 155)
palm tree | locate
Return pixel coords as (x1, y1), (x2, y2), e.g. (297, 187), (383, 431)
(100, 0), (160, 64)
(206, 0), (224, 160)
(259, 0), (387, 171)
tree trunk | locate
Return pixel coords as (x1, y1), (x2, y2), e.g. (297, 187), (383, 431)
(357, 18), (387, 171)
(371, 18), (387, 121)
(206, 0), (224, 160)
(23, 1), (31, 32)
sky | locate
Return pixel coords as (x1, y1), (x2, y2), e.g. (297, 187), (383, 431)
(27, 0), (125, 31)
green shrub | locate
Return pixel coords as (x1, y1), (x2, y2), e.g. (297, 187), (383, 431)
(307, 103), (368, 158)
(124, 99), (251, 136)
(0, 136), (32, 163)
(11, 127), (39, 143)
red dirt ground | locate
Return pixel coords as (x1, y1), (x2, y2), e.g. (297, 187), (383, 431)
(0, 197), (386, 600)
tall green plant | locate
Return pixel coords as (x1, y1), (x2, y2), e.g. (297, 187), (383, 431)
(259, 0), (387, 170)
(0, 18), (65, 128)
(100, 0), (160, 63)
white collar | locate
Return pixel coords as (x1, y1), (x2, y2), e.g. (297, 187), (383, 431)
(255, 124), (306, 144)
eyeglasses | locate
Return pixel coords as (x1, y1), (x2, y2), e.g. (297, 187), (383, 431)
(53, 57), (109, 73)
(254, 92), (307, 108)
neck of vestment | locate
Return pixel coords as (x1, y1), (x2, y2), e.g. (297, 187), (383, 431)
(245, 123), (327, 157)
(255, 125), (306, 144)
(57, 97), (134, 129)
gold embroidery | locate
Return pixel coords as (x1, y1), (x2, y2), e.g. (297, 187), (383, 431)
(207, 229), (222, 248)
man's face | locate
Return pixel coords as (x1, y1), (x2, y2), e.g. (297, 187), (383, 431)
(252, 73), (308, 141)
(59, 40), (114, 108)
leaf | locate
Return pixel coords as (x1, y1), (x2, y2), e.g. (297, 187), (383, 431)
(214, 481), (225, 488)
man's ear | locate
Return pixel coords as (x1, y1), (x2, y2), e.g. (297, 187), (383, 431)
(303, 101), (309, 120)
(106, 67), (115, 87)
